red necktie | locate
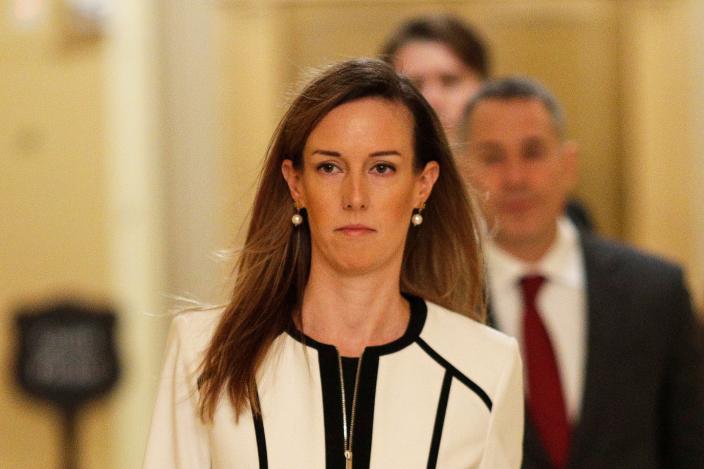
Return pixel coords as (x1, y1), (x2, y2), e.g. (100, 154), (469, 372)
(521, 275), (570, 469)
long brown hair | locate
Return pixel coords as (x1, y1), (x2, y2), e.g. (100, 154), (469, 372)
(198, 58), (485, 421)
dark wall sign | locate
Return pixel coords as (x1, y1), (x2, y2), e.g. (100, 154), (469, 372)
(16, 301), (119, 406)
(14, 300), (120, 469)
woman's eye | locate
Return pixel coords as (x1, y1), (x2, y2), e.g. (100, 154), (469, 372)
(317, 162), (340, 174)
(372, 163), (395, 175)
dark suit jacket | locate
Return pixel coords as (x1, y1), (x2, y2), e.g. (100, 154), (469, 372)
(491, 232), (704, 469)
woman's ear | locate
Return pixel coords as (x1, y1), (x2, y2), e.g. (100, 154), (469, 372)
(416, 161), (440, 205)
(281, 159), (304, 206)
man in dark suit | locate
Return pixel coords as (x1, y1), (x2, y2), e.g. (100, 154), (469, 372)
(458, 76), (704, 468)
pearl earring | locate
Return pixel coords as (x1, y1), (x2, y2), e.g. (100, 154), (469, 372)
(411, 203), (426, 226)
(291, 206), (303, 226)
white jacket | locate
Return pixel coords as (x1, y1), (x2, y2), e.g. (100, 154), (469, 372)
(143, 296), (523, 469)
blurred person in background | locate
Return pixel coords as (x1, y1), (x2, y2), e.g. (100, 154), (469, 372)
(380, 13), (489, 151)
(381, 13), (594, 233)
(143, 59), (524, 469)
(459, 76), (704, 469)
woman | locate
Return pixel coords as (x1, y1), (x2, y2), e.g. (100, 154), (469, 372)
(143, 58), (523, 469)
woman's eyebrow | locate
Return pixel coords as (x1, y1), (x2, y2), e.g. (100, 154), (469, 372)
(311, 149), (341, 157)
(369, 150), (401, 157)
(311, 149), (402, 157)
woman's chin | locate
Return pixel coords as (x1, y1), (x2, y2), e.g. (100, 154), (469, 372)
(329, 256), (388, 277)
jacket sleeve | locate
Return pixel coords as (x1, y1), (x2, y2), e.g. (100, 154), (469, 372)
(661, 272), (704, 468)
(479, 338), (525, 469)
(143, 315), (211, 469)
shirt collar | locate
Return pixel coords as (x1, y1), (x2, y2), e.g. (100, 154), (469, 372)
(485, 217), (584, 289)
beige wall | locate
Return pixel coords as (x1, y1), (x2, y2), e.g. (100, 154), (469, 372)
(0, 4), (113, 469)
(691, 0), (704, 309)
(1, 0), (703, 467)
(104, 0), (168, 467)
(619, 0), (704, 307)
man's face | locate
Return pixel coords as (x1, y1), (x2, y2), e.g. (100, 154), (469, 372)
(392, 40), (482, 145)
(461, 98), (577, 258)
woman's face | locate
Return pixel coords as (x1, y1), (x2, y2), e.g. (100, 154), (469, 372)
(282, 97), (439, 277)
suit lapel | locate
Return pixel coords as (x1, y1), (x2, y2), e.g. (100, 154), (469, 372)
(566, 234), (621, 468)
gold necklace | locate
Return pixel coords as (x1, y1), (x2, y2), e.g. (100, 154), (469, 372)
(337, 352), (363, 469)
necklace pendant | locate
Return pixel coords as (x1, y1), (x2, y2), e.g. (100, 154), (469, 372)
(344, 450), (352, 469)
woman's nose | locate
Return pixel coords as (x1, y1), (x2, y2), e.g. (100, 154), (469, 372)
(342, 173), (369, 210)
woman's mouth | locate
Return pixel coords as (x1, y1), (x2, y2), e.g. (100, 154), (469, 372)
(335, 224), (376, 236)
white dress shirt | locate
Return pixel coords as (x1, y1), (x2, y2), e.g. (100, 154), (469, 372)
(485, 217), (587, 423)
